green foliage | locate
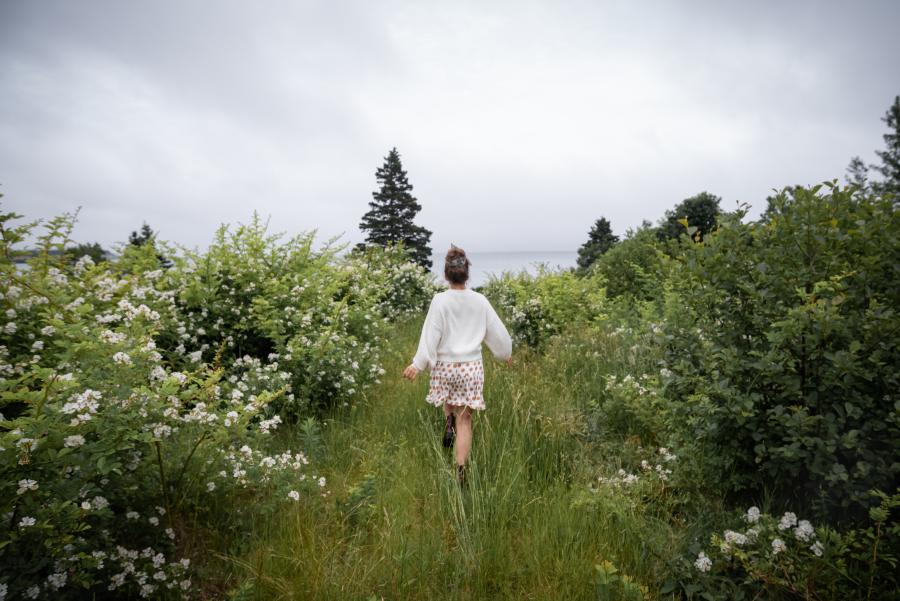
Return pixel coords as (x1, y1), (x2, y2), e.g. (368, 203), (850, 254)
(481, 266), (606, 349)
(64, 242), (106, 265)
(357, 147), (434, 269)
(576, 216), (619, 273)
(680, 490), (900, 600)
(590, 225), (672, 300)
(0, 204), (436, 598)
(0, 209), (326, 599)
(127, 221), (172, 269)
(871, 95), (900, 197)
(663, 182), (900, 523)
(657, 191), (722, 242)
(169, 212), (437, 416)
(845, 156), (870, 191)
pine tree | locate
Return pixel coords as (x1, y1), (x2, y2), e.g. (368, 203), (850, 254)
(576, 217), (619, 273)
(129, 222), (156, 246)
(845, 156), (869, 190)
(871, 95), (900, 197)
(357, 147), (433, 269)
(128, 221), (172, 268)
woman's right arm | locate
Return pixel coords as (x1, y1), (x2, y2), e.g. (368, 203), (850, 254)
(411, 296), (442, 372)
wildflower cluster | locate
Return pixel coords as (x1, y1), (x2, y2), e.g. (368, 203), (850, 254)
(689, 505), (831, 593)
(169, 214), (435, 416)
(481, 268), (606, 348)
(591, 447), (678, 491)
(0, 208), (428, 599)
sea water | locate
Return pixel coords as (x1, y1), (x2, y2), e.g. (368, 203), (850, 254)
(429, 250), (577, 288)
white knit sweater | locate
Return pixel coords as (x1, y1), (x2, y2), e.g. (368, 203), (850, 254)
(411, 288), (513, 371)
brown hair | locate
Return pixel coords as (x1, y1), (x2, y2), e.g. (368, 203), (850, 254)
(444, 245), (471, 285)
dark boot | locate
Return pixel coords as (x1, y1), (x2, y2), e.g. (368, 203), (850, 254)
(442, 413), (456, 448)
(456, 464), (467, 488)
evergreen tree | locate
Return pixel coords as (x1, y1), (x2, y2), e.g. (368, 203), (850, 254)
(128, 221), (172, 268)
(357, 148), (433, 269)
(66, 242), (106, 264)
(129, 222), (156, 247)
(870, 95), (900, 197)
(657, 191), (721, 241)
(845, 156), (869, 191)
(576, 216), (619, 273)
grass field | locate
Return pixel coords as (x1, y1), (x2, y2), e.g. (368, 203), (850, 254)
(225, 317), (710, 600)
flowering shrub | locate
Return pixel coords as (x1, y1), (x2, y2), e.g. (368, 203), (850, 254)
(591, 371), (668, 443)
(681, 489), (900, 600)
(0, 207), (424, 598)
(167, 213), (436, 415)
(343, 242), (439, 322)
(481, 267), (606, 348)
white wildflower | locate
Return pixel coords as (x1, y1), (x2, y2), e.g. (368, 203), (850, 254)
(112, 351), (132, 365)
(724, 530), (749, 547)
(288, 490), (300, 501)
(100, 329), (126, 344)
(745, 506), (760, 524)
(64, 434), (86, 448)
(772, 538), (787, 554)
(810, 541), (824, 557)
(778, 512), (797, 531)
(17, 478), (38, 494)
(19, 516), (36, 528)
(793, 519), (815, 542)
(46, 571), (67, 590)
(694, 551), (712, 572)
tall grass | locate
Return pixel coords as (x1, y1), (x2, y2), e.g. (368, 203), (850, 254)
(228, 317), (698, 600)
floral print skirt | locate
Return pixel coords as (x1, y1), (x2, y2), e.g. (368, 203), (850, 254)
(425, 359), (485, 411)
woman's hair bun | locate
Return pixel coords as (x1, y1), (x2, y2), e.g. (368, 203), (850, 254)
(444, 244), (470, 284)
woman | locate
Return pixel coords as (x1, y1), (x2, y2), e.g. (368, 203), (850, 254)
(402, 244), (513, 487)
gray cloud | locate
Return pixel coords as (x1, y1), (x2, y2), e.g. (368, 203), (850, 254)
(1, 0), (898, 254)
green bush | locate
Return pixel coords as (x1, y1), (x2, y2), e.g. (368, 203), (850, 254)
(662, 181), (900, 523)
(481, 267), (607, 349)
(589, 225), (672, 301)
(168, 214), (437, 416)
(678, 490), (900, 600)
(0, 207), (433, 598)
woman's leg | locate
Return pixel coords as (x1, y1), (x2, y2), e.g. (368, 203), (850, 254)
(452, 405), (473, 466)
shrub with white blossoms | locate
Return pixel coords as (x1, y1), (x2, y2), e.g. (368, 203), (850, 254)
(168, 214), (434, 416)
(481, 267), (606, 349)
(0, 208), (399, 598)
(685, 492), (900, 600)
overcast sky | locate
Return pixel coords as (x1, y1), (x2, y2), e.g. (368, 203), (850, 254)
(1, 1), (898, 254)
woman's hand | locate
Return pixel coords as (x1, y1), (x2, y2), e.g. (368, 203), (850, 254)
(402, 365), (419, 380)
(505, 356), (513, 367)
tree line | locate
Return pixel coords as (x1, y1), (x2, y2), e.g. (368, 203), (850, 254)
(55, 95), (898, 275)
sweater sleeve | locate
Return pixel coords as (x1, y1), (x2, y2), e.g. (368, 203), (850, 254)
(484, 299), (512, 361)
(412, 296), (443, 371)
